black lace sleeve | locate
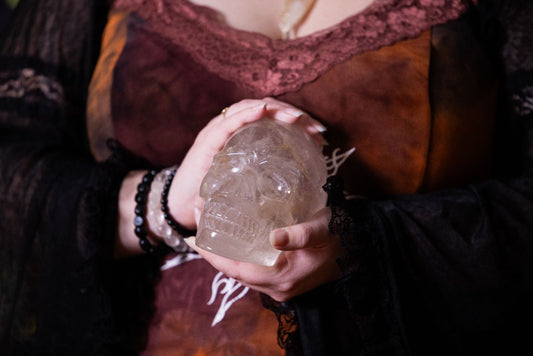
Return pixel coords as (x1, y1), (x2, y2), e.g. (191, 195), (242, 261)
(317, 1), (533, 355)
(0, 0), (164, 354)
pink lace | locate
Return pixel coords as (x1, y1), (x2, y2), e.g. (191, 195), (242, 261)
(113, 0), (475, 97)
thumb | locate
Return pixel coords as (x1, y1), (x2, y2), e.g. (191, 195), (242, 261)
(193, 197), (204, 226)
(269, 208), (332, 251)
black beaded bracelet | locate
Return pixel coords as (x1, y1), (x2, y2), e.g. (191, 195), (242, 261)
(160, 166), (195, 238)
(134, 169), (162, 254)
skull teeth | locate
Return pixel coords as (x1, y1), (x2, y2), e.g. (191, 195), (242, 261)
(202, 202), (270, 242)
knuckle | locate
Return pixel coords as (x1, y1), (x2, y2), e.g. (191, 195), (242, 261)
(272, 294), (289, 303)
(195, 127), (210, 142)
(269, 289), (290, 302)
(291, 225), (310, 247)
(277, 281), (294, 295)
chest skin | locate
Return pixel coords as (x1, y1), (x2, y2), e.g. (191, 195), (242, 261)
(187, 0), (375, 39)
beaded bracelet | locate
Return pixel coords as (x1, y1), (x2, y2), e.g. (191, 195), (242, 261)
(134, 169), (162, 254)
(146, 166), (193, 253)
(160, 166), (196, 239)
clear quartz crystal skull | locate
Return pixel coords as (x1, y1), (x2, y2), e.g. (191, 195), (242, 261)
(196, 119), (327, 266)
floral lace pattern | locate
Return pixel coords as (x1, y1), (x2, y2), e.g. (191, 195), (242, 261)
(113, 0), (474, 97)
(500, 1), (533, 74)
(260, 294), (302, 355)
(513, 86), (533, 117)
(500, 1), (533, 118)
(0, 68), (64, 104)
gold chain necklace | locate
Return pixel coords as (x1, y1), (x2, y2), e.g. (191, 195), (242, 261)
(278, 0), (316, 39)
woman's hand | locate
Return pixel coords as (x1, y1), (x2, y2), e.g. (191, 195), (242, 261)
(185, 207), (343, 302)
(115, 97), (326, 258)
(169, 97), (327, 230)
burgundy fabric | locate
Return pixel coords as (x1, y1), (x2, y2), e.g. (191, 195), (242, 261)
(141, 259), (282, 356)
(2, 0), (533, 354)
(85, 0), (496, 353)
(113, 0), (473, 97)
(89, 0), (495, 196)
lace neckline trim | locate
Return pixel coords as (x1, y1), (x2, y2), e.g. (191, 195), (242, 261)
(113, 0), (475, 96)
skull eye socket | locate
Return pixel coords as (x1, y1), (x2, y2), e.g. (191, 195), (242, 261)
(259, 172), (291, 200)
(201, 171), (260, 200)
(257, 164), (301, 201)
(200, 152), (252, 198)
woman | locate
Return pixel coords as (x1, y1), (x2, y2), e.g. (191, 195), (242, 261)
(1, 0), (532, 355)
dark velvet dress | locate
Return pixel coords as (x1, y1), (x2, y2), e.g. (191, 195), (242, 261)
(1, 0), (532, 355)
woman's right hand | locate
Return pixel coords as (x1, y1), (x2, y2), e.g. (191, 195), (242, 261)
(168, 97), (328, 230)
(116, 97), (326, 257)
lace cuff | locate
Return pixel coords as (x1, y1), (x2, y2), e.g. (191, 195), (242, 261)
(323, 175), (408, 354)
(322, 175), (374, 276)
(260, 294), (303, 355)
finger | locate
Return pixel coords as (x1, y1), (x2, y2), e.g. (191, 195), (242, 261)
(220, 97), (327, 146)
(263, 101), (323, 130)
(269, 112), (328, 146)
(193, 206), (201, 226)
(193, 196), (204, 225)
(269, 208), (332, 251)
(289, 116), (328, 147)
(208, 103), (267, 150)
(261, 97), (326, 129)
(260, 98), (327, 146)
(222, 99), (267, 119)
(194, 103), (267, 158)
(222, 102), (268, 132)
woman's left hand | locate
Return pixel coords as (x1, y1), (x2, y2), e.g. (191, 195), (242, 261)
(185, 207), (344, 302)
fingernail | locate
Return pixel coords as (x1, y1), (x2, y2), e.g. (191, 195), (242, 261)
(314, 123), (327, 132)
(284, 108), (304, 118)
(184, 236), (196, 248)
(254, 103), (267, 111)
(194, 206), (200, 216)
(270, 229), (289, 248)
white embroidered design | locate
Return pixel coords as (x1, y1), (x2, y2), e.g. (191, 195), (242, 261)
(160, 251), (202, 271)
(325, 147), (356, 176)
(208, 272), (249, 326)
(161, 147), (356, 326)
(0, 68), (64, 103)
(325, 147), (362, 199)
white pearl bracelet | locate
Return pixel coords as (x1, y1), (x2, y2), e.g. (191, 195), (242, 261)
(146, 166), (191, 253)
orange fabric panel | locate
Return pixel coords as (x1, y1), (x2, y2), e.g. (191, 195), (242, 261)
(86, 10), (129, 162)
(282, 31), (432, 196)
